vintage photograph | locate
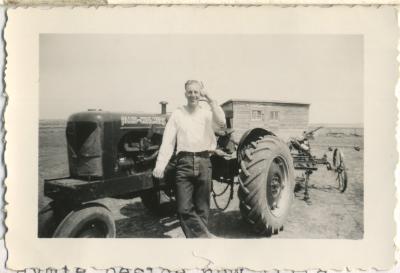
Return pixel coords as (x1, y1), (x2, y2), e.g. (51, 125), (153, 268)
(5, 6), (397, 270)
(38, 34), (364, 239)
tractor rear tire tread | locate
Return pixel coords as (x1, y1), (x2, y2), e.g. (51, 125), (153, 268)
(237, 135), (295, 236)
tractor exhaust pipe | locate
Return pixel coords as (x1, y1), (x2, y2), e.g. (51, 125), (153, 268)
(160, 101), (168, 115)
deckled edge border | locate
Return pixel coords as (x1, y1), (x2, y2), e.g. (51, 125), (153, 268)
(1, 5), (8, 273)
(0, 4), (398, 273)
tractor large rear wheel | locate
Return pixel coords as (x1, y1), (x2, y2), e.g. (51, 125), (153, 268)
(238, 135), (295, 236)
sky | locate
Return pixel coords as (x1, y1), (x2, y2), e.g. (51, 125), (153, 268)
(40, 34), (363, 124)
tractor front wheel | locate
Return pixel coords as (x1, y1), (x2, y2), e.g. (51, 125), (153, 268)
(237, 135), (295, 236)
(52, 206), (116, 238)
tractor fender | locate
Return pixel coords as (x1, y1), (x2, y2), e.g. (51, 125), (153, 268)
(236, 128), (275, 162)
(79, 198), (114, 212)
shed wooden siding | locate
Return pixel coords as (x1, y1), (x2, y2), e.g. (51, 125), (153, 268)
(222, 101), (309, 141)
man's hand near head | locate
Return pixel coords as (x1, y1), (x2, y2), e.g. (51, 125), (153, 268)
(199, 88), (214, 104)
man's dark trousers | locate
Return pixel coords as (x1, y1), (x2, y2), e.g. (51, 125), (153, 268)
(175, 153), (212, 238)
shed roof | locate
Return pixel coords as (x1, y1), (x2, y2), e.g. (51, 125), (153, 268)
(221, 99), (310, 107)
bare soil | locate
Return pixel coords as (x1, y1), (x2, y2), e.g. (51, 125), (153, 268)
(39, 123), (363, 239)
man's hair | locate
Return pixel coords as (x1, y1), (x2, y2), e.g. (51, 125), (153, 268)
(185, 80), (204, 91)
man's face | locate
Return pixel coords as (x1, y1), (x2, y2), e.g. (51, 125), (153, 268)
(185, 83), (201, 107)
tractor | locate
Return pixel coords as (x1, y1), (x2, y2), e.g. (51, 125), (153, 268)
(39, 104), (347, 238)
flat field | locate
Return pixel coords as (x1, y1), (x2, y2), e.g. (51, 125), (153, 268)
(39, 121), (363, 239)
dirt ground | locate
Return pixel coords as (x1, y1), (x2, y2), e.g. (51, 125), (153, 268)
(39, 123), (363, 239)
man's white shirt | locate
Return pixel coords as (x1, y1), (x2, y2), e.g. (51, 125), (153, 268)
(155, 102), (226, 172)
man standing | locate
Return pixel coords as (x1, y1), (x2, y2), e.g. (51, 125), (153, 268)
(152, 80), (226, 238)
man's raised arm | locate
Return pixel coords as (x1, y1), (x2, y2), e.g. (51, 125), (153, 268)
(200, 89), (226, 129)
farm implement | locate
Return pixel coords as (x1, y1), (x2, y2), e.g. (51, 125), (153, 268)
(288, 127), (348, 203)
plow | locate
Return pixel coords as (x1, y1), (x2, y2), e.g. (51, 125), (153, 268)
(288, 127), (348, 202)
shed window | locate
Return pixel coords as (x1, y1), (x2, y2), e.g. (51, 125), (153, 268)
(251, 110), (263, 121)
(270, 111), (279, 120)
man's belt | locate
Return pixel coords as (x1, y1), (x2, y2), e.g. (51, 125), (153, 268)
(177, 151), (212, 158)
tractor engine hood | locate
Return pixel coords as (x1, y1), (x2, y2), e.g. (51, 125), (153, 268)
(66, 110), (168, 180)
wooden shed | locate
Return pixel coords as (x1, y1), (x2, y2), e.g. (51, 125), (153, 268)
(221, 99), (310, 141)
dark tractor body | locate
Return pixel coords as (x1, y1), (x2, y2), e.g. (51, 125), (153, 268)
(44, 111), (171, 206)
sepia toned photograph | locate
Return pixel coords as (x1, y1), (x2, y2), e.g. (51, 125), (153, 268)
(38, 34), (364, 239)
(5, 7), (396, 270)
